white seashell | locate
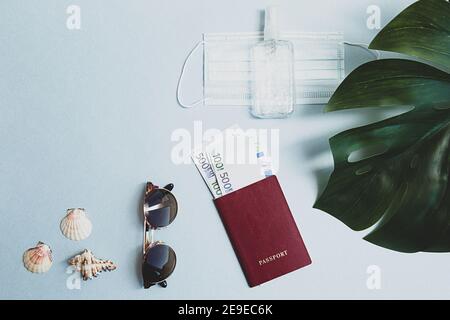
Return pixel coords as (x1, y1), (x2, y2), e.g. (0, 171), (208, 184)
(68, 249), (116, 281)
(60, 208), (92, 241)
(23, 241), (53, 273)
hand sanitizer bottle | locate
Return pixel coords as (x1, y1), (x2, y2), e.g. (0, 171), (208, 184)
(250, 6), (295, 118)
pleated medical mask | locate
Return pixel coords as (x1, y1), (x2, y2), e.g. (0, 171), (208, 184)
(177, 32), (347, 108)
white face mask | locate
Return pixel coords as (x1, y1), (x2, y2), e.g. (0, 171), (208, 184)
(177, 32), (376, 108)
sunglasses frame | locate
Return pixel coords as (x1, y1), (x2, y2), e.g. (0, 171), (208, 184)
(142, 182), (178, 289)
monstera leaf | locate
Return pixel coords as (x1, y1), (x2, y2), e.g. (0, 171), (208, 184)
(314, 0), (450, 253)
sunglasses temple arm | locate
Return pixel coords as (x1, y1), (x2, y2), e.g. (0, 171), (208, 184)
(143, 219), (155, 255)
(150, 229), (154, 244)
(143, 219), (147, 256)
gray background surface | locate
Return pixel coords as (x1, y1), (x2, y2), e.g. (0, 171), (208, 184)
(2, 0), (444, 300)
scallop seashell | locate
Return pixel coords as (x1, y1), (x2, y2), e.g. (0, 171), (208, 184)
(68, 249), (116, 281)
(23, 241), (53, 273)
(60, 208), (92, 241)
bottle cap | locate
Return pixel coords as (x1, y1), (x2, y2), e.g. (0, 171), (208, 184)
(264, 6), (279, 41)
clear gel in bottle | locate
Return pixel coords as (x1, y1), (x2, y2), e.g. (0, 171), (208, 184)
(250, 6), (295, 118)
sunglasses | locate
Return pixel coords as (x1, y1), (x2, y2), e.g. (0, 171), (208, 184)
(142, 182), (178, 289)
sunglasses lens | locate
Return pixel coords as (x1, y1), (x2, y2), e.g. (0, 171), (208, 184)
(144, 189), (177, 228)
(142, 244), (176, 287)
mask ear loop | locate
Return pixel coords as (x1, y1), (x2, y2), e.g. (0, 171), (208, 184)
(176, 40), (206, 108)
(342, 41), (381, 60)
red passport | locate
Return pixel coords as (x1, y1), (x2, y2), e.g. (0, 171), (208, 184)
(214, 175), (311, 287)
